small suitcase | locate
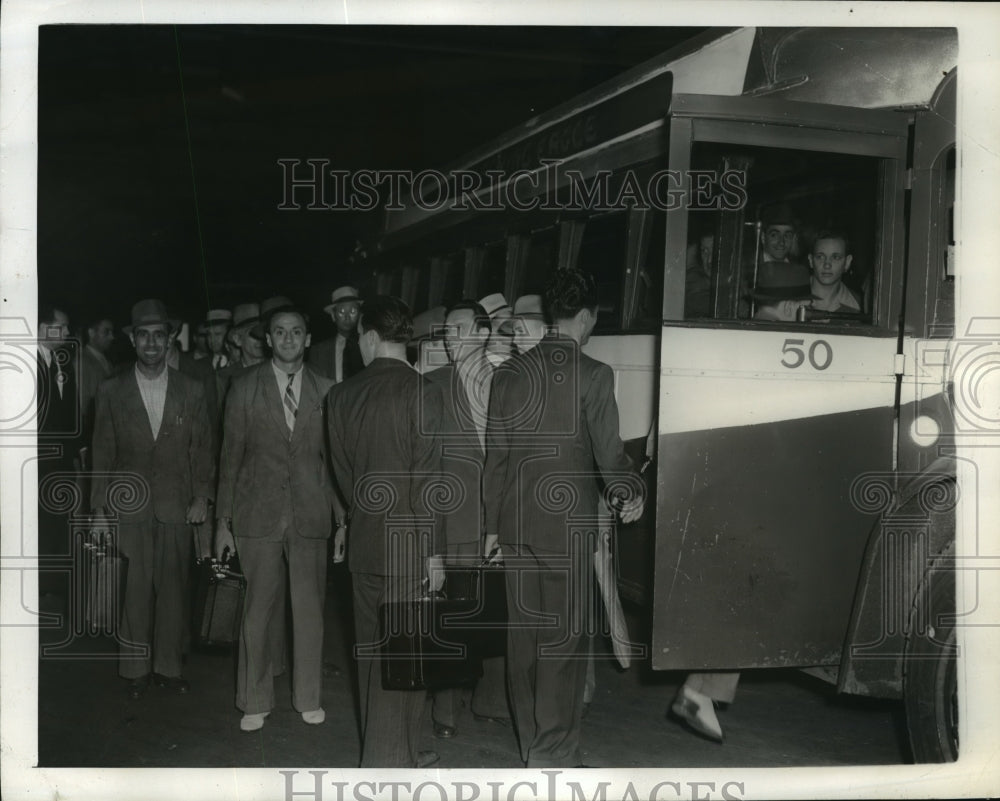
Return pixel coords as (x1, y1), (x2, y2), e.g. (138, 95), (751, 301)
(379, 562), (507, 691)
(193, 556), (246, 647)
(85, 541), (127, 633)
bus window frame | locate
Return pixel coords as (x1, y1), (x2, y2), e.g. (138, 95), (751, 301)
(663, 93), (910, 334)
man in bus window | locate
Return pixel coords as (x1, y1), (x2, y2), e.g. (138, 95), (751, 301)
(808, 230), (862, 314)
(751, 260), (814, 322)
(479, 292), (515, 366)
(484, 269), (644, 768)
(758, 202), (798, 264)
(684, 231), (714, 319)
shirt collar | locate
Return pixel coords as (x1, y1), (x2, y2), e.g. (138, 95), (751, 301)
(134, 363), (168, 383)
(271, 359), (304, 381)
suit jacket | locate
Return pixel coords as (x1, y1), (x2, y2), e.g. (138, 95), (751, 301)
(483, 335), (637, 553)
(80, 345), (113, 449)
(216, 362), (336, 540)
(425, 363), (488, 549)
(36, 347), (82, 473)
(307, 333), (364, 383)
(326, 357), (444, 575)
(90, 367), (215, 525)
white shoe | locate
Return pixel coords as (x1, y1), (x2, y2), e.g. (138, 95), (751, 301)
(240, 712), (269, 732)
(671, 686), (723, 742)
(301, 708), (325, 725)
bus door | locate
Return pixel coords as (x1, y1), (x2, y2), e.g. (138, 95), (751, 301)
(651, 94), (911, 670)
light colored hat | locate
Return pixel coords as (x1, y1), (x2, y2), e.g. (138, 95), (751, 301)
(205, 309), (233, 326)
(232, 302), (260, 329)
(323, 285), (361, 315)
(479, 293), (512, 319)
(123, 299), (181, 336)
(513, 294), (545, 319)
(410, 305), (447, 342)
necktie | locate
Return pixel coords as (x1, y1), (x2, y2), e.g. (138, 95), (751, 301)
(283, 372), (298, 436)
(51, 355), (65, 400)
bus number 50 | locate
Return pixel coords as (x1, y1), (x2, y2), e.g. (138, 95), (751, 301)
(780, 338), (833, 371)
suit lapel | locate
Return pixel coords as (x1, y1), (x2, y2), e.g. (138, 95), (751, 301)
(122, 371), (157, 446)
(259, 364), (290, 439)
(291, 368), (319, 445)
(157, 369), (183, 443)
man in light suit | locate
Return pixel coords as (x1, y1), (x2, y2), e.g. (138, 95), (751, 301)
(308, 285), (364, 383)
(90, 299), (215, 699)
(215, 302), (345, 732)
(426, 300), (510, 738)
(326, 295), (444, 768)
(483, 269), (644, 768)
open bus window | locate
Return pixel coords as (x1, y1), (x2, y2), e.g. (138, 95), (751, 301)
(683, 142), (882, 326)
(522, 226), (559, 299)
(479, 241), (507, 299)
(633, 210), (666, 331)
(576, 211), (627, 333)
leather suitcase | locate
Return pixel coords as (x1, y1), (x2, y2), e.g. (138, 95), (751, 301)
(85, 542), (127, 633)
(193, 557), (246, 647)
(379, 563), (507, 691)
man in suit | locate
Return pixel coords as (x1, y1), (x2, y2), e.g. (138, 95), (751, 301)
(308, 285), (364, 383)
(90, 299), (215, 699)
(215, 302), (344, 732)
(326, 295), (444, 768)
(483, 269), (644, 767)
(204, 309), (232, 370)
(79, 315), (115, 451)
(426, 300), (510, 738)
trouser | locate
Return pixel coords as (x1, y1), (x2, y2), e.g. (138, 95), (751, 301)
(352, 571), (425, 768)
(236, 532), (327, 714)
(504, 543), (594, 768)
(432, 540), (510, 726)
(684, 672), (740, 704)
(117, 519), (192, 679)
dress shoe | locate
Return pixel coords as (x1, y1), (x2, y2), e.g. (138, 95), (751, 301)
(128, 675), (150, 700)
(432, 720), (457, 739)
(301, 708), (325, 725)
(415, 750), (440, 769)
(240, 712), (270, 732)
(152, 673), (190, 694)
(472, 712), (511, 727)
(670, 686), (723, 742)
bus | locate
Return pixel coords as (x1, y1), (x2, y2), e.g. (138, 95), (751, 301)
(365, 27), (960, 762)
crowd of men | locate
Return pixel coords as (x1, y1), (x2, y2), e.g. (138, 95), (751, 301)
(35, 269), (645, 769)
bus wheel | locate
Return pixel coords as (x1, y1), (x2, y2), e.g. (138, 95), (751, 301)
(902, 546), (958, 763)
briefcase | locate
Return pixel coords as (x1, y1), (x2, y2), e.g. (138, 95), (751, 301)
(85, 540), (127, 633)
(193, 556), (246, 647)
(379, 561), (507, 691)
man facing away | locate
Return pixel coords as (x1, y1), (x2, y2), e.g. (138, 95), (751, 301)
(326, 295), (445, 768)
(90, 299), (214, 699)
(214, 302), (345, 732)
(484, 269), (644, 768)
(426, 300), (511, 739)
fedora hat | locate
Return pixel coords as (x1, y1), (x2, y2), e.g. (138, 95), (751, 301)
(479, 292), (512, 320)
(761, 202), (796, 229)
(323, 285), (361, 315)
(513, 294), (545, 319)
(123, 299), (181, 336)
(251, 295), (295, 338)
(205, 308), (233, 327)
(231, 302), (260, 329)
(750, 261), (814, 302)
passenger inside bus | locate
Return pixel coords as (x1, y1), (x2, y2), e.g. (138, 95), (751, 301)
(807, 230), (862, 314)
(684, 228), (714, 319)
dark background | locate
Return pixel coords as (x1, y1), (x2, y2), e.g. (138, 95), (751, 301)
(38, 24), (704, 347)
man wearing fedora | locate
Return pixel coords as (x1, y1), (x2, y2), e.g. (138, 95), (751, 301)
(478, 292), (514, 367)
(217, 302), (265, 398)
(90, 299), (215, 699)
(214, 300), (345, 732)
(204, 308), (232, 371)
(308, 285), (364, 383)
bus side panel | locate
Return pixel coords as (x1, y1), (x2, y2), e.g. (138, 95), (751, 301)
(651, 408), (891, 670)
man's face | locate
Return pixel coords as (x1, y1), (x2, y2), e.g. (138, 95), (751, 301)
(41, 309), (71, 347)
(266, 311), (310, 365)
(206, 323), (228, 355)
(809, 237), (853, 287)
(331, 301), (360, 336)
(88, 319), (114, 353)
(242, 330), (265, 361)
(443, 309), (487, 363)
(130, 324), (170, 369)
(762, 224), (795, 261)
(486, 308), (514, 362)
(699, 235), (714, 273)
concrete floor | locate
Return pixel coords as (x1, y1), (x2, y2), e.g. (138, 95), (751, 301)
(37, 570), (908, 769)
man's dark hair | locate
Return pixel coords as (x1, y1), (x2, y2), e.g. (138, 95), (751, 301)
(544, 269), (599, 322)
(38, 302), (66, 326)
(445, 299), (492, 334)
(360, 295), (413, 343)
(266, 305), (310, 334)
(812, 229), (852, 255)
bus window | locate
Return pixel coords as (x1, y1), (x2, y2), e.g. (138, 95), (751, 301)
(633, 210), (666, 331)
(479, 241), (507, 298)
(522, 226), (559, 297)
(576, 211), (628, 333)
(440, 252), (466, 308)
(683, 142), (882, 326)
